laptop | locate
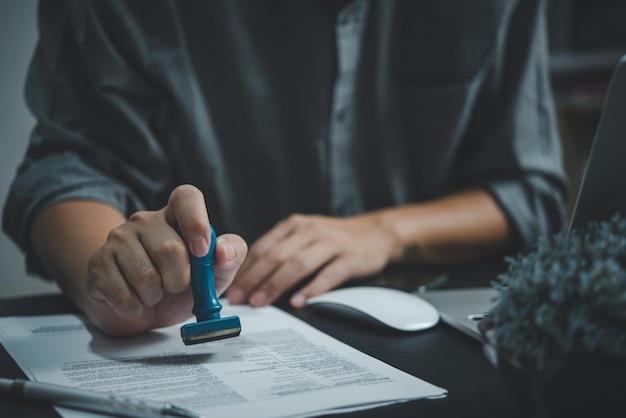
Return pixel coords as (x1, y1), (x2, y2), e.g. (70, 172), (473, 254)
(568, 54), (626, 230)
(420, 54), (626, 342)
(418, 287), (497, 341)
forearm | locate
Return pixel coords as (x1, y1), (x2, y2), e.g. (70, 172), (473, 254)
(29, 201), (127, 312)
(375, 188), (514, 264)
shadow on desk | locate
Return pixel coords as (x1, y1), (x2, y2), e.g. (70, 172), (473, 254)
(0, 260), (528, 418)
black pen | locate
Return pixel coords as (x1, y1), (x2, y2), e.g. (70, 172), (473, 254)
(0, 378), (203, 418)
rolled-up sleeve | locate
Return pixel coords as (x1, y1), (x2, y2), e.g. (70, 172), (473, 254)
(2, 1), (170, 277)
(451, 0), (568, 250)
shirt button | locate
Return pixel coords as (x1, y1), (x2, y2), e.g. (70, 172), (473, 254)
(335, 109), (347, 123)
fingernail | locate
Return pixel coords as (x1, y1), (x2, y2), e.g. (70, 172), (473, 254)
(228, 287), (245, 304)
(191, 236), (209, 257)
(291, 293), (307, 308)
(218, 238), (235, 261)
(250, 291), (269, 306)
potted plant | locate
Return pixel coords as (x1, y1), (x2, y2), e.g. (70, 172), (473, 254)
(480, 214), (626, 418)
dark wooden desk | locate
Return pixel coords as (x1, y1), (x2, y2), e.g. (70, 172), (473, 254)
(0, 260), (528, 418)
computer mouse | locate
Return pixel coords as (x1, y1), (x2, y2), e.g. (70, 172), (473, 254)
(307, 286), (440, 332)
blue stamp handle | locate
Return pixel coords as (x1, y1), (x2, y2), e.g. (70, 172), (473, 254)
(182, 225), (223, 321)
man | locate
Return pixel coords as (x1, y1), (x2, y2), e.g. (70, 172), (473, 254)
(3, 0), (568, 336)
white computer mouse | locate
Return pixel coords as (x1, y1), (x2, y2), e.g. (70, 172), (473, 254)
(307, 286), (440, 332)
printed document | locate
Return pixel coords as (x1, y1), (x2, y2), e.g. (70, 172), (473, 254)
(0, 304), (446, 417)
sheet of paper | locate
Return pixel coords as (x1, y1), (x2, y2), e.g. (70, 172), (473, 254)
(0, 304), (446, 417)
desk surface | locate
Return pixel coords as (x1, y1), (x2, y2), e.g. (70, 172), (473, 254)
(0, 260), (527, 418)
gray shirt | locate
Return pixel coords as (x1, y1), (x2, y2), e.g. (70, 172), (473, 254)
(3, 0), (568, 277)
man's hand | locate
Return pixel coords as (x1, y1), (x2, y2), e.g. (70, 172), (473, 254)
(225, 189), (513, 309)
(31, 185), (247, 337)
(226, 213), (395, 309)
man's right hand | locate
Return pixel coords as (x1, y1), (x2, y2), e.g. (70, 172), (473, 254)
(30, 184), (247, 337)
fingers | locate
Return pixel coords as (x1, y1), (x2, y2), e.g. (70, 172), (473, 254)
(134, 216), (189, 295)
(87, 184), (207, 320)
(165, 185), (248, 296)
(86, 212), (190, 320)
(230, 217), (297, 282)
(289, 260), (353, 308)
(87, 242), (144, 320)
(165, 184), (212, 257)
(107, 225), (163, 308)
(86, 184), (247, 330)
(214, 234), (248, 296)
(226, 216), (302, 305)
(230, 226), (312, 302)
(227, 215), (345, 307)
(227, 213), (394, 309)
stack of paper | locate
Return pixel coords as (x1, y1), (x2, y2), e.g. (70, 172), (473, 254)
(0, 303), (446, 417)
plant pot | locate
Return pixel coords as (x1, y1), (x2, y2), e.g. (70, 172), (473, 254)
(480, 319), (626, 418)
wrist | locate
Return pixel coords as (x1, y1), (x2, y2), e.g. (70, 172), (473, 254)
(366, 208), (415, 263)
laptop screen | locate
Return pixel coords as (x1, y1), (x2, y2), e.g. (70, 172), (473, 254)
(568, 54), (626, 231)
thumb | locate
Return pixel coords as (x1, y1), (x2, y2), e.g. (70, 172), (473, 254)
(213, 234), (248, 296)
